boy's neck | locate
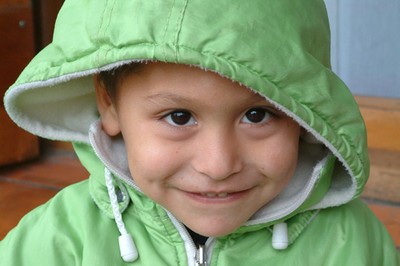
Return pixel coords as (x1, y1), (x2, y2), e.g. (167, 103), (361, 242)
(185, 226), (208, 246)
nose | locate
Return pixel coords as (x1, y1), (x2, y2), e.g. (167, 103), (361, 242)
(192, 128), (243, 180)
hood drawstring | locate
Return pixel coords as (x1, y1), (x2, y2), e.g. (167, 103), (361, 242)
(272, 223), (289, 250)
(105, 168), (138, 262)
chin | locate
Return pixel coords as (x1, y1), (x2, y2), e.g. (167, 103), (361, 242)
(190, 222), (241, 238)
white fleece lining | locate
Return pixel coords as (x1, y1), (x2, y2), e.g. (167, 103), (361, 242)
(4, 60), (142, 143)
(247, 145), (330, 225)
(266, 105), (356, 209)
(89, 121), (140, 191)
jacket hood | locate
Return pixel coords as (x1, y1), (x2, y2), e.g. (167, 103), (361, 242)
(4, 0), (368, 232)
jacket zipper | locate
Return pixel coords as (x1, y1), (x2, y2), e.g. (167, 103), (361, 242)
(195, 245), (207, 266)
(166, 212), (215, 266)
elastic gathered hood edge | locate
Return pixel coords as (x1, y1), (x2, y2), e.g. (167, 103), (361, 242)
(4, 0), (369, 235)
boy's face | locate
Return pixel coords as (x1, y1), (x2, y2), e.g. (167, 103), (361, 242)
(96, 62), (301, 237)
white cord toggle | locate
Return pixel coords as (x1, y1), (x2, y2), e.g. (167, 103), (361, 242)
(105, 168), (138, 262)
(119, 233), (138, 262)
(272, 222), (289, 250)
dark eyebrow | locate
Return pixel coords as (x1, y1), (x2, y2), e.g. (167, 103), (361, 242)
(145, 93), (194, 106)
(145, 90), (274, 111)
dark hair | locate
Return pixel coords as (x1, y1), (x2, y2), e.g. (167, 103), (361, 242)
(97, 62), (142, 100)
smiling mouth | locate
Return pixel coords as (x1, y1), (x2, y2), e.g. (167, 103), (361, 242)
(185, 189), (251, 202)
(200, 192), (229, 198)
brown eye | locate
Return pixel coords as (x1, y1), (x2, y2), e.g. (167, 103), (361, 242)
(242, 108), (271, 124)
(164, 110), (197, 126)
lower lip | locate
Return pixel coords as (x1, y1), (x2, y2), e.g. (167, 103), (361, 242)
(184, 189), (251, 204)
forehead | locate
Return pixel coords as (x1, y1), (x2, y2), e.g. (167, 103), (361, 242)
(117, 62), (265, 103)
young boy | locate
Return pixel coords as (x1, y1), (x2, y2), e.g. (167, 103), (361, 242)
(1, 0), (398, 265)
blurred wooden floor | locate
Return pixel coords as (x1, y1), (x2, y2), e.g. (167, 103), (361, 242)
(0, 149), (88, 240)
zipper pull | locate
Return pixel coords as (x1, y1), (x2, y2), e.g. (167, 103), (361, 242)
(195, 245), (207, 266)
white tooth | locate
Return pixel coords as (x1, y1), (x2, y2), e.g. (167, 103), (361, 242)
(200, 192), (229, 198)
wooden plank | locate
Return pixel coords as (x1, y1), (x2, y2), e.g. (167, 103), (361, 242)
(367, 203), (400, 248)
(0, 151), (87, 239)
(362, 149), (400, 203)
(0, 0), (30, 10)
(0, 108), (39, 166)
(33, 0), (64, 49)
(0, 151), (88, 189)
(0, 4), (35, 90)
(42, 139), (74, 152)
(0, 181), (57, 239)
(356, 95), (400, 111)
(0, 3), (39, 166)
(355, 96), (400, 152)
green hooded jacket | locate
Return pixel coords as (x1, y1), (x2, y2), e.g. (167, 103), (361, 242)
(1, 0), (399, 265)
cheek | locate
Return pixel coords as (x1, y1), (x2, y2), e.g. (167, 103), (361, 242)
(256, 133), (300, 182)
(275, 139), (299, 176)
(123, 133), (186, 185)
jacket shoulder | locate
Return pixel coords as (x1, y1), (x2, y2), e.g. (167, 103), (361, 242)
(298, 199), (399, 265)
(0, 180), (121, 266)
